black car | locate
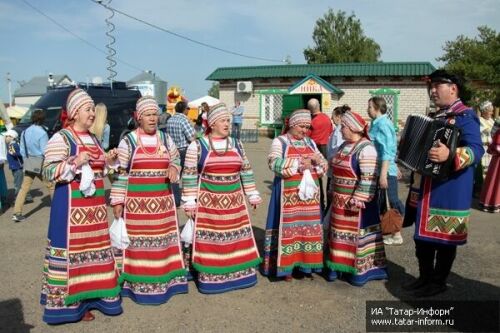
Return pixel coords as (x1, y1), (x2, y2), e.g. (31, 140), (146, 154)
(14, 82), (141, 149)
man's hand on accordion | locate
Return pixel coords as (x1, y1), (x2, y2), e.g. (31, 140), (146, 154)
(428, 141), (450, 163)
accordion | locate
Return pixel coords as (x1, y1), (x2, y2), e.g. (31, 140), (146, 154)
(398, 114), (460, 179)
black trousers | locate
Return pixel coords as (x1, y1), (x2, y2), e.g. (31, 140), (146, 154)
(415, 239), (457, 285)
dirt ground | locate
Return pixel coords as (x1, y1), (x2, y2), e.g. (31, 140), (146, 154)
(1, 137), (499, 333)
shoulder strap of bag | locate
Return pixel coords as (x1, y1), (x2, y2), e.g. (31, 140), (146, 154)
(22, 129), (29, 158)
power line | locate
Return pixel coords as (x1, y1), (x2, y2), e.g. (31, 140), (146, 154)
(90, 0), (285, 63)
(20, 0), (145, 73)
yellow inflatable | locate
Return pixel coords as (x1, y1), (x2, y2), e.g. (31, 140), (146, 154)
(166, 86), (198, 122)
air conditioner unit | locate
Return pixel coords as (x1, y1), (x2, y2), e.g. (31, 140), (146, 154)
(237, 81), (253, 93)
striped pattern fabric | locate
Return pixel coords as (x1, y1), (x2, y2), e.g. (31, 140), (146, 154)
(111, 130), (187, 304)
(327, 139), (387, 285)
(288, 109), (311, 128)
(480, 117), (494, 174)
(40, 129), (121, 324)
(262, 135), (327, 277)
(207, 103), (230, 126)
(66, 88), (94, 120)
(182, 136), (261, 293)
(136, 95), (159, 119)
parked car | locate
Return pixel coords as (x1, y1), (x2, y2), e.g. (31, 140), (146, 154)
(14, 82), (141, 149)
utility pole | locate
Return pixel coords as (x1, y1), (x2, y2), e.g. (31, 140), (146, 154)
(6, 72), (12, 106)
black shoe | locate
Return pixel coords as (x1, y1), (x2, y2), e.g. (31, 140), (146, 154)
(12, 214), (27, 222)
(402, 277), (428, 291)
(413, 283), (447, 297)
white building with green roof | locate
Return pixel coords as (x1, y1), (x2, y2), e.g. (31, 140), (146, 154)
(206, 62), (435, 135)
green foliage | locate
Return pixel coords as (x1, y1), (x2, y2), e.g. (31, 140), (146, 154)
(304, 9), (381, 64)
(438, 26), (500, 107)
(208, 82), (219, 99)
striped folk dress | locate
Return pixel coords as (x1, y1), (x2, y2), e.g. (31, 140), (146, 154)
(262, 135), (327, 278)
(182, 136), (261, 294)
(40, 129), (122, 324)
(327, 139), (387, 286)
(110, 130), (188, 304)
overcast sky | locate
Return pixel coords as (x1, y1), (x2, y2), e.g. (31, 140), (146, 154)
(1, 0), (499, 103)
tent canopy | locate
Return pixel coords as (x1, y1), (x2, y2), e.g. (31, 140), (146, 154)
(7, 105), (28, 119)
(188, 95), (220, 108)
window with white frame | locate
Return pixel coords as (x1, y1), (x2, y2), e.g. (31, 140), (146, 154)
(260, 93), (284, 125)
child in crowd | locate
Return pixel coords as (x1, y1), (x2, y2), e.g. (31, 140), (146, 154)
(4, 130), (32, 202)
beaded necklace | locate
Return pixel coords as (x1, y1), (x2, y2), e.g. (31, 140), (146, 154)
(69, 126), (101, 160)
(208, 134), (230, 156)
(338, 138), (364, 159)
(286, 134), (309, 157)
(136, 128), (161, 157)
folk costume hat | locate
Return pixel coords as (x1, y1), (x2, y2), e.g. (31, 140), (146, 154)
(208, 103), (230, 127)
(66, 88), (94, 120)
(427, 69), (465, 94)
(480, 100), (493, 113)
(136, 96), (159, 120)
(288, 109), (311, 128)
(342, 111), (370, 139)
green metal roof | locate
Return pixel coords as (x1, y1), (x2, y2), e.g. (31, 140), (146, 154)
(206, 62), (436, 81)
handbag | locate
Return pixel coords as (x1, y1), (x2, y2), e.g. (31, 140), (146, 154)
(380, 190), (403, 235)
(22, 131), (44, 175)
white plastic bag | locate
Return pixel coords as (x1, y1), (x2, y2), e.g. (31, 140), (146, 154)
(180, 218), (194, 244)
(109, 217), (130, 250)
(298, 169), (318, 201)
(79, 163), (96, 197)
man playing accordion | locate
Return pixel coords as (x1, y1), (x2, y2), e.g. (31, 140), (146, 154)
(402, 69), (484, 297)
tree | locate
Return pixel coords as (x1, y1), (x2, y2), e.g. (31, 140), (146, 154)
(438, 26), (500, 106)
(304, 9), (381, 64)
(208, 82), (219, 98)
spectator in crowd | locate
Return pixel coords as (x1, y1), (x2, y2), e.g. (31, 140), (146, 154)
(325, 105), (347, 209)
(231, 101), (244, 140)
(307, 98), (333, 211)
(12, 109), (54, 222)
(4, 129), (32, 203)
(89, 102), (110, 151)
(166, 101), (196, 207)
(474, 100), (495, 194)
(367, 96), (405, 245)
(479, 119), (500, 213)
(157, 111), (171, 133)
(0, 130), (7, 210)
(195, 102), (209, 134)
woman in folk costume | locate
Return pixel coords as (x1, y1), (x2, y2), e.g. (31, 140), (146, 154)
(262, 109), (327, 282)
(326, 111), (387, 286)
(480, 119), (500, 213)
(40, 88), (122, 324)
(182, 103), (262, 294)
(474, 101), (495, 193)
(479, 101), (495, 174)
(110, 96), (188, 304)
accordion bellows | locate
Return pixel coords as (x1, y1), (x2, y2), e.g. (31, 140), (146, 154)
(398, 114), (460, 179)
